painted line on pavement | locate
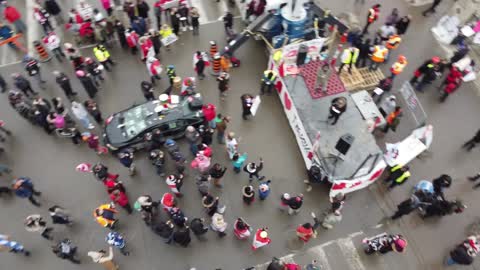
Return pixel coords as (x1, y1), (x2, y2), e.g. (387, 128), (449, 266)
(309, 246), (332, 270)
(0, 60), (22, 68)
(26, 0), (37, 55)
(337, 237), (366, 270)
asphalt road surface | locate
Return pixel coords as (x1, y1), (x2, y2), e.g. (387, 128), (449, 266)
(1, 0), (480, 270)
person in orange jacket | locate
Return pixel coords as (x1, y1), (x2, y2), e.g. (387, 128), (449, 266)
(93, 203), (118, 229)
(369, 43), (389, 71)
(220, 54), (231, 73)
(389, 55), (408, 79)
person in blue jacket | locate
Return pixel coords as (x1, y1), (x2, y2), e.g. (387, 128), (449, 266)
(258, 180), (271, 200)
(11, 177), (41, 206)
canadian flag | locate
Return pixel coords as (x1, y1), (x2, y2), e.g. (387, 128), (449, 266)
(76, 163), (92, 173)
(252, 228), (271, 250)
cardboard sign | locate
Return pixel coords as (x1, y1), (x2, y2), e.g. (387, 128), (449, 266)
(161, 34), (178, 46)
(250, 96), (261, 116)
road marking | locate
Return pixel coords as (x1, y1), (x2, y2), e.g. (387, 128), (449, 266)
(309, 246), (332, 270)
(1, 46), (7, 65)
(337, 238), (366, 270)
(26, 0), (37, 55)
(0, 60), (22, 68)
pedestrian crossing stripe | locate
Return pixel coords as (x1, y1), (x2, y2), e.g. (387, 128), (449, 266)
(252, 231), (367, 270)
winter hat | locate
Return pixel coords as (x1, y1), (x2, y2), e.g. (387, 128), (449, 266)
(76, 70), (86, 77)
(282, 193), (291, 200)
(259, 230), (268, 239)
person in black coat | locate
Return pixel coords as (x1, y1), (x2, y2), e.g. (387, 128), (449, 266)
(173, 226), (191, 247)
(152, 220), (174, 243)
(53, 71), (77, 100)
(356, 38), (371, 68)
(194, 51), (206, 79)
(463, 129), (480, 151)
(395, 15), (411, 35)
(170, 8), (180, 36)
(0, 73), (7, 93)
(44, 0), (63, 25)
(13, 73), (37, 98)
(141, 81), (155, 100)
(223, 11), (233, 35)
(328, 97), (347, 125)
(76, 70), (98, 98)
(432, 174), (452, 200)
(149, 30), (161, 55)
(115, 20), (128, 49)
(190, 218), (208, 239)
(241, 94), (254, 120)
(136, 0), (150, 20)
(84, 99), (103, 123)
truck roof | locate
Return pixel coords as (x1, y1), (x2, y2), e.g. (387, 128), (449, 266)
(283, 76), (383, 180)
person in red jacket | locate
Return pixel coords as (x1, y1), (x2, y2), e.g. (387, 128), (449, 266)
(440, 66), (462, 102)
(362, 4), (381, 34)
(202, 103), (217, 129)
(2, 2), (26, 34)
(109, 189), (132, 214)
(125, 29), (139, 54)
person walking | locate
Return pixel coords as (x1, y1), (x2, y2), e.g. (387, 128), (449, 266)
(110, 189), (133, 214)
(48, 205), (73, 226)
(190, 218), (208, 240)
(242, 185), (255, 205)
(76, 70), (98, 99)
(0, 73), (7, 93)
(362, 4), (381, 34)
(3, 2), (27, 34)
(258, 180), (272, 200)
(462, 129), (480, 152)
(202, 194), (220, 217)
(432, 174), (452, 199)
(141, 81), (155, 101)
(0, 234), (30, 256)
(215, 114), (229, 144)
(217, 72), (230, 99)
(209, 163), (227, 188)
(210, 212), (227, 237)
(327, 96), (347, 125)
(93, 44), (115, 71)
(12, 177), (42, 206)
(24, 56), (46, 89)
(12, 73), (37, 97)
(321, 210), (343, 229)
(202, 103), (217, 129)
(193, 51), (207, 79)
(88, 246), (119, 270)
(468, 172), (480, 189)
(24, 214), (54, 240)
(52, 239), (81, 264)
(0, 121), (12, 142)
(44, 0), (62, 25)
(422, 0), (442, 17)
(71, 101), (95, 129)
(390, 196), (421, 220)
(385, 164), (410, 189)
(185, 126), (200, 156)
(223, 11), (233, 37)
(243, 158), (265, 182)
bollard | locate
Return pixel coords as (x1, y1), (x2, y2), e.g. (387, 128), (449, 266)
(209, 41), (218, 60)
(211, 53), (221, 76)
(33, 40), (51, 62)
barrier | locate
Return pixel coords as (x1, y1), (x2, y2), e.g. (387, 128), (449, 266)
(33, 40), (52, 62)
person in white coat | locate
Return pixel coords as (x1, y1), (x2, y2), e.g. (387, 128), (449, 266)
(71, 101), (94, 129)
